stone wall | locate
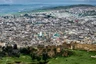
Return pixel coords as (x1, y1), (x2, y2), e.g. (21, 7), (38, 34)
(74, 43), (96, 51)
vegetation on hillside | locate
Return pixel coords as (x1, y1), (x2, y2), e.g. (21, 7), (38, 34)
(0, 44), (96, 64)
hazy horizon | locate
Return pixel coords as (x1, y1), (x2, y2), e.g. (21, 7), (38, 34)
(0, 0), (96, 5)
(0, 0), (95, 14)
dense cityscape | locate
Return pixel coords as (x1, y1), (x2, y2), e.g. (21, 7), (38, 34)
(0, 4), (96, 64)
(0, 5), (96, 47)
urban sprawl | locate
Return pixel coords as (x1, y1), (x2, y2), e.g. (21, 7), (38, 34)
(0, 5), (96, 47)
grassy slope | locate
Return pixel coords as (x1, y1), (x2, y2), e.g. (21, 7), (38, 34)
(48, 50), (96, 64)
(0, 55), (32, 64)
(0, 50), (96, 64)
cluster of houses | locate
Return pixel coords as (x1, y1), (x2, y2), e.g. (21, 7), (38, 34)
(0, 6), (96, 47)
(67, 6), (96, 16)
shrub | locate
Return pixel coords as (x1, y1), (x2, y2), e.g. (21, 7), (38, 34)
(42, 52), (49, 61)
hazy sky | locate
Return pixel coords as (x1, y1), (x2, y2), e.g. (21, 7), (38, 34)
(0, 0), (96, 5)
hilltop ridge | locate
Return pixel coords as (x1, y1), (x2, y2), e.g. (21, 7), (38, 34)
(35, 4), (95, 11)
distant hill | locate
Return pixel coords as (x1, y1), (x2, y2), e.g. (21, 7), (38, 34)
(43, 4), (95, 10)
(32, 4), (95, 12)
(0, 4), (23, 6)
(20, 4), (95, 14)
